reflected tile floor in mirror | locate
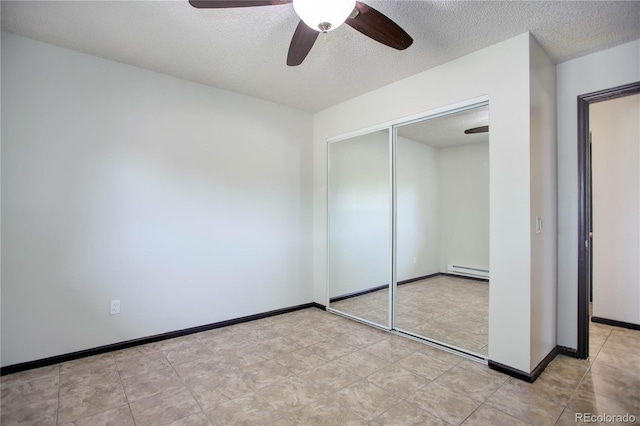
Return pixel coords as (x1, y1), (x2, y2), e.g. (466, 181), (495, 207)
(332, 275), (489, 355)
(330, 286), (391, 327)
(2, 308), (639, 425)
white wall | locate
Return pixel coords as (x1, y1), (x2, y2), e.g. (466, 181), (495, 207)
(529, 36), (557, 370)
(314, 33), (536, 372)
(397, 137), (440, 281)
(591, 94), (640, 326)
(1, 33), (313, 367)
(556, 39), (640, 350)
(438, 142), (489, 273)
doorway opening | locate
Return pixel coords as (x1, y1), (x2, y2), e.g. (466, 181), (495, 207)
(576, 81), (640, 359)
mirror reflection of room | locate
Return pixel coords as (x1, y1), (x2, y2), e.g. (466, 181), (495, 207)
(395, 105), (490, 355)
(328, 129), (390, 328)
(327, 104), (489, 356)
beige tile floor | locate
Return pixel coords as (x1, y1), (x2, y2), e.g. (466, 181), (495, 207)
(1, 307), (639, 425)
(330, 276), (489, 355)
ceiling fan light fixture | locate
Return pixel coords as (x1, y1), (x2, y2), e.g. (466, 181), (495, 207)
(293, 0), (356, 32)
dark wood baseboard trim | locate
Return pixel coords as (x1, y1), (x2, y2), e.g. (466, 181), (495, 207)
(530, 346), (559, 381)
(558, 345), (580, 358)
(398, 273), (441, 285)
(440, 273), (489, 283)
(591, 316), (640, 331)
(329, 284), (388, 303)
(311, 302), (326, 310)
(1, 302), (318, 376)
(330, 272), (483, 303)
(488, 346), (558, 383)
(488, 360), (532, 382)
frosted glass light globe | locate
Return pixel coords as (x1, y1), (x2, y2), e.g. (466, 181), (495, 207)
(293, 0), (356, 32)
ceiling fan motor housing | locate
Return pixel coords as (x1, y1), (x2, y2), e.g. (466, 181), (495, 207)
(318, 22), (332, 32)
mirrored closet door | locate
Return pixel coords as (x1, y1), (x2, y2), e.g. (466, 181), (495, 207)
(393, 104), (490, 357)
(326, 100), (490, 359)
(327, 129), (390, 329)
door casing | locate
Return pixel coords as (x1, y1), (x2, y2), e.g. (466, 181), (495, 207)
(576, 81), (640, 359)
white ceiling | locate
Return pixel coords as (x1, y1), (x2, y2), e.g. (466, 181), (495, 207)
(2, 1), (639, 112)
(397, 105), (489, 148)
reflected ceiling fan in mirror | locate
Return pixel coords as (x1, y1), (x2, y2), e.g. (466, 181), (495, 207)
(464, 126), (489, 134)
(189, 0), (413, 66)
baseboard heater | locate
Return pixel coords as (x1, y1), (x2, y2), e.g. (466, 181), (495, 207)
(447, 264), (489, 279)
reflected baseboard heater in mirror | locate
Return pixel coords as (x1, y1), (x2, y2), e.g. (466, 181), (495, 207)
(447, 264), (489, 279)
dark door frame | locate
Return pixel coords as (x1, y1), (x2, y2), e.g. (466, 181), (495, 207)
(576, 81), (640, 359)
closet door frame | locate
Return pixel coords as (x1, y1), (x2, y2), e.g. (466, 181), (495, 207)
(391, 100), (489, 363)
(326, 95), (489, 364)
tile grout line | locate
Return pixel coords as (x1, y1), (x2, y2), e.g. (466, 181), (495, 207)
(471, 371), (513, 424)
(111, 352), (139, 426)
(55, 364), (61, 426)
(165, 354), (206, 426)
(553, 325), (613, 425)
(364, 347), (456, 425)
(458, 367), (530, 425)
(369, 358), (435, 424)
(459, 404), (484, 426)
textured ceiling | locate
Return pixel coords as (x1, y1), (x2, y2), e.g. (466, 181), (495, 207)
(2, 1), (639, 112)
(398, 105), (489, 148)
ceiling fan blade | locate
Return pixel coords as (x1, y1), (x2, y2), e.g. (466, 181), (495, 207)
(287, 20), (319, 66)
(464, 126), (489, 134)
(345, 1), (413, 50)
(189, 0), (288, 8)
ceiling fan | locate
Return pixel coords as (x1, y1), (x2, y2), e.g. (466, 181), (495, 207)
(464, 126), (489, 134)
(189, 0), (413, 66)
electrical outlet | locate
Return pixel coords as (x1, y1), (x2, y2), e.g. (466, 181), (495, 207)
(413, 257), (417, 265)
(110, 300), (120, 315)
